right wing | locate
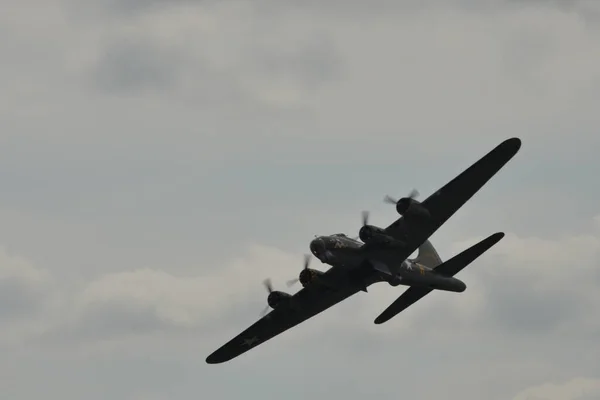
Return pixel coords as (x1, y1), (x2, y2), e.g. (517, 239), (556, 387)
(206, 268), (364, 364)
(373, 232), (505, 324)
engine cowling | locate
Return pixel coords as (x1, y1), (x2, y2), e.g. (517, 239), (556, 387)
(299, 268), (325, 287)
(395, 198), (431, 219)
(359, 225), (385, 242)
(267, 291), (292, 309)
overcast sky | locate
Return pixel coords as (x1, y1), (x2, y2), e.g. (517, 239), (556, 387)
(1, 0), (600, 399)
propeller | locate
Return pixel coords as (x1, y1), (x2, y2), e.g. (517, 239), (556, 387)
(260, 278), (274, 317)
(384, 188), (419, 205)
(286, 254), (311, 287)
(263, 278), (273, 293)
(260, 304), (271, 317)
(362, 210), (369, 226)
(352, 210), (370, 241)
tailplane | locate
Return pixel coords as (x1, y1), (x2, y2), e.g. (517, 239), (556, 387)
(411, 240), (443, 269)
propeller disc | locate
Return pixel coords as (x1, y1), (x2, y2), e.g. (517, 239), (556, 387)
(384, 188), (419, 205)
(263, 278), (273, 293)
(286, 254), (312, 287)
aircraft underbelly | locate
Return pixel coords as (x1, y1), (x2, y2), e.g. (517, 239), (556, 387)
(398, 271), (465, 292)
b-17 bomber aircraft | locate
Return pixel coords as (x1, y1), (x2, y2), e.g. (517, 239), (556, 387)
(206, 137), (522, 364)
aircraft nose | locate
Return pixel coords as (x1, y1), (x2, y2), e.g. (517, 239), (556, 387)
(310, 238), (326, 256)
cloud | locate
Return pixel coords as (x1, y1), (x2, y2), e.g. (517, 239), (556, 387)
(91, 36), (185, 94)
(9, 213), (595, 356)
(0, 247), (52, 320)
(83, 2), (341, 110)
(37, 244), (310, 347)
(513, 377), (600, 400)
(2, 0), (600, 180)
(1, 205), (598, 396)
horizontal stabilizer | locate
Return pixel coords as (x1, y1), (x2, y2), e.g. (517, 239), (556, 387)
(373, 231), (504, 325)
(434, 232), (504, 277)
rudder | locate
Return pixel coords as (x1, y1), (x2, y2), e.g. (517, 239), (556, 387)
(412, 240), (443, 269)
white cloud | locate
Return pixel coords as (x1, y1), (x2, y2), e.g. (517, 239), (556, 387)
(513, 377), (600, 400)
(0, 246), (62, 346)
(12, 215), (596, 351)
(0, 247), (52, 319)
(0, 220), (598, 398)
(47, 245), (308, 344)
(87, 246), (290, 309)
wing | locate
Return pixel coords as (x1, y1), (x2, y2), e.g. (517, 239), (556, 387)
(383, 137), (521, 255)
(206, 274), (363, 364)
(374, 232), (505, 324)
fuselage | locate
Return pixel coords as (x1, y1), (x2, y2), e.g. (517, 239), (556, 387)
(309, 233), (466, 293)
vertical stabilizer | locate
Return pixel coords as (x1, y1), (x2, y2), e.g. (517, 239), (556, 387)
(412, 240), (443, 269)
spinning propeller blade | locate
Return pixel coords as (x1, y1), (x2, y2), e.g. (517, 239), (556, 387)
(263, 278), (273, 293)
(260, 304), (270, 317)
(259, 278), (274, 317)
(286, 254), (311, 287)
(352, 210), (370, 241)
(384, 188), (419, 205)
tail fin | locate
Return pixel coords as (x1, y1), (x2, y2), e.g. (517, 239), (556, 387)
(412, 240), (443, 269)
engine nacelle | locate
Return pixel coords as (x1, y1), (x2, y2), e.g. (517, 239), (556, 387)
(387, 276), (403, 287)
(267, 291), (291, 309)
(395, 198), (431, 219)
(359, 224), (385, 242)
(299, 268), (325, 287)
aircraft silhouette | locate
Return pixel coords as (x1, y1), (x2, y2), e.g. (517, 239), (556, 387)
(206, 137), (521, 364)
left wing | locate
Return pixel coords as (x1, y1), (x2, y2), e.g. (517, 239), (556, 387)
(206, 275), (364, 364)
(382, 137), (520, 259)
(361, 138), (520, 277)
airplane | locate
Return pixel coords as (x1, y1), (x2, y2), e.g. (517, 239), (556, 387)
(206, 137), (522, 364)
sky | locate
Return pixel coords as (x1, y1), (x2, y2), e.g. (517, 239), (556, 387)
(1, 0), (600, 399)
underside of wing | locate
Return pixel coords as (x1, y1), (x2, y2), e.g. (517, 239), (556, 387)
(206, 282), (362, 364)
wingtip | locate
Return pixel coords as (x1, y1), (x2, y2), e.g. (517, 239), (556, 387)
(205, 353), (225, 365)
(479, 232), (505, 248)
(501, 137), (522, 152)
(491, 231), (505, 241)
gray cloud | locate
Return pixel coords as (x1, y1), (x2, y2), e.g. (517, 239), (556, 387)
(85, 5), (341, 103)
(92, 36), (185, 93)
(0, 276), (46, 319)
